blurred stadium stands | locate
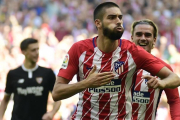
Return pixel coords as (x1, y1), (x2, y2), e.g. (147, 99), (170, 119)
(0, 0), (180, 119)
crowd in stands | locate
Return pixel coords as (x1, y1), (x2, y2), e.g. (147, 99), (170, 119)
(0, 0), (180, 119)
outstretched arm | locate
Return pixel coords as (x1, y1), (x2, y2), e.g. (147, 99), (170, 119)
(52, 65), (115, 101)
(142, 67), (180, 89)
(0, 94), (11, 120)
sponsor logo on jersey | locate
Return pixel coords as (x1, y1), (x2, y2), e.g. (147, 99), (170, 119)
(61, 54), (69, 69)
(133, 91), (150, 104)
(88, 79), (121, 93)
(17, 86), (44, 96)
(18, 79), (24, 83)
(36, 77), (43, 84)
(114, 61), (124, 75)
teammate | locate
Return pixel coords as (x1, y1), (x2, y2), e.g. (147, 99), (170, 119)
(0, 38), (61, 120)
(52, 2), (180, 120)
(131, 19), (180, 120)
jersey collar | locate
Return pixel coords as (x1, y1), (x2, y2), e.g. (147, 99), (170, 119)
(22, 64), (38, 72)
(92, 36), (122, 48)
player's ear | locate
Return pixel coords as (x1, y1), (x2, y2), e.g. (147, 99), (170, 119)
(21, 50), (26, 55)
(153, 37), (157, 44)
(152, 37), (157, 48)
(131, 35), (134, 42)
(94, 19), (102, 29)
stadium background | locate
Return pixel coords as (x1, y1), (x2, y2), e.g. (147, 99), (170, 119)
(0, 0), (180, 119)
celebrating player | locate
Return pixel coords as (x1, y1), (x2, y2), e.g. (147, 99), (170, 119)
(52, 2), (180, 120)
(131, 19), (180, 120)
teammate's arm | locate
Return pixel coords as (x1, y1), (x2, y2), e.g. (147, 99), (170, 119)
(52, 65), (115, 101)
(0, 94), (11, 120)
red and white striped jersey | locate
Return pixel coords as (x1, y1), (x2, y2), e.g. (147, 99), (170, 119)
(58, 37), (165, 120)
(132, 57), (180, 120)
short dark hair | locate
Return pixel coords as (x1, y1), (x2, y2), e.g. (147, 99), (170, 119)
(20, 38), (38, 51)
(93, 2), (120, 21)
(131, 19), (158, 38)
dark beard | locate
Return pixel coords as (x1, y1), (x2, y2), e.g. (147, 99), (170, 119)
(103, 25), (124, 41)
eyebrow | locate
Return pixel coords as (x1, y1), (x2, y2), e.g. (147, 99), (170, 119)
(135, 32), (152, 36)
(136, 32), (152, 34)
(107, 15), (123, 17)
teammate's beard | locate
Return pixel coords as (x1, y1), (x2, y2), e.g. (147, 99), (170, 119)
(102, 24), (124, 41)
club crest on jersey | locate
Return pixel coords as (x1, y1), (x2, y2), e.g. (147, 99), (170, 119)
(114, 61), (124, 75)
(86, 66), (93, 70)
(61, 54), (69, 69)
(36, 77), (43, 84)
(145, 79), (148, 84)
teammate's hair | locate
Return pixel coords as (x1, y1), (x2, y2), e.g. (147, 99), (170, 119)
(20, 38), (38, 51)
(94, 2), (120, 21)
(131, 19), (158, 38)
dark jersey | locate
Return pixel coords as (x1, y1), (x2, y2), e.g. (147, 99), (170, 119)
(5, 65), (56, 120)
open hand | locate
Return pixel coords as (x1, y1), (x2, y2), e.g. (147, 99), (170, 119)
(85, 65), (116, 88)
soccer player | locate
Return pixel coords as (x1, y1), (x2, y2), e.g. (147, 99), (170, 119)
(0, 38), (61, 120)
(131, 19), (180, 120)
(52, 2), (180, 120)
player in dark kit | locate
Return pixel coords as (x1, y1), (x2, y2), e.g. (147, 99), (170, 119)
(0, 38), (61, 120)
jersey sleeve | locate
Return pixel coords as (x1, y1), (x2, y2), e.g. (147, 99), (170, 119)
(5, 71), (13, 94)
(155, 56), (173, 71)
(48, 69), (56, 92)
(131, 45), (164, 76)
(164, 88), (180, 120)
(58, 43), (79, 81)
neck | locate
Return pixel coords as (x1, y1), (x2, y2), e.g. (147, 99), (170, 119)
(96, 35), (119, 53)
(149, 49), (151, 53)
(23, 60), (36, 69)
